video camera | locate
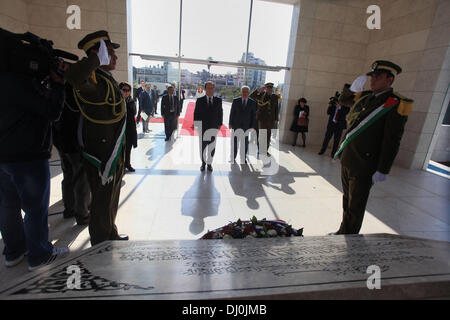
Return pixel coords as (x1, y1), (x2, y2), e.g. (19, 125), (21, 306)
(0, 27), (79, 82)
(329, 91), (340, 105)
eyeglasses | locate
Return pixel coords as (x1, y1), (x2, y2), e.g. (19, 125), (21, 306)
(121, 89), (130, 92)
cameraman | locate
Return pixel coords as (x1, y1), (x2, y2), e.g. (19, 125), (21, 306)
(318, 91), (350, 158)
(0, 61), (70, 271)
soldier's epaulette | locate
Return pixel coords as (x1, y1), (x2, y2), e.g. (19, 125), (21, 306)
(392, 92), (413, 116)
(354, 90), (372, 102)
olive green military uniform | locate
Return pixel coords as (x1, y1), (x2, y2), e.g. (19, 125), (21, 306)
(250, 86), (279, 155)
(64, 31), (126, 245)
(334, 60), (413, 234)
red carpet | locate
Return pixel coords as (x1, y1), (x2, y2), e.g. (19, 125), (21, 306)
(180, 102), (231, 137)
(136, 102), (230, 137)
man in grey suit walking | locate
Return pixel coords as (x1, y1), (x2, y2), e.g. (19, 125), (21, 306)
(229, 86), (256, 164)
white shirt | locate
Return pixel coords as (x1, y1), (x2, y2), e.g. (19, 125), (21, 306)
(169, 94), (175, 111)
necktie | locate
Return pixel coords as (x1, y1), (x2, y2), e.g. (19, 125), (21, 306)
(333, 107), (340, 122)
(243, 99), (247, 107)
(209, 97), (212, 107)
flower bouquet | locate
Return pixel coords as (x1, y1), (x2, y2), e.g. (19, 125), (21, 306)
(200, 216), (303, 240)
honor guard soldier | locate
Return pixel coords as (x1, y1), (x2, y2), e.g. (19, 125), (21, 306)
(250, 82), (279, 156)
(64, 31), (129, 245)
(331, 60), (413, 235)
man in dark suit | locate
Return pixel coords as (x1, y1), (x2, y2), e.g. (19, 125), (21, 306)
(161, 85), (180, 141)
(229, 86), (256, 164)
(194, 81), (223, 172)
(135, 80), (145, 124)
(151, 85), (159, 114)
(318, 95), (350, 158)
(139, 84), (153, 133)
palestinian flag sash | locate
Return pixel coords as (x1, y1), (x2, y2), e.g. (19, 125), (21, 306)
(82, 118), (127, 185)
(333, 96), (399, 159)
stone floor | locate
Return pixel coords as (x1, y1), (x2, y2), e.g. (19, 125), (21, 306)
(0, 99), (449, 286)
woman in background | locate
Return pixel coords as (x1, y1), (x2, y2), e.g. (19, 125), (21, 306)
(195, 86), (205, 99)
(290, 97), (309, 147)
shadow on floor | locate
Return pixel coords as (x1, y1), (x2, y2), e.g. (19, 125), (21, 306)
(181, 173), (220, 236)
(226, 156), (318, 220)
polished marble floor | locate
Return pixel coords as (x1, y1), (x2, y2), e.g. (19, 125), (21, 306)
(0, 100), (449, 284)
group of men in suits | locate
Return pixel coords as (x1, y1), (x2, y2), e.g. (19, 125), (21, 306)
(193, 81), (278, 172)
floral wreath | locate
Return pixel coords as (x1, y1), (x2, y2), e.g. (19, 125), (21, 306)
(200, 216), (303, 240)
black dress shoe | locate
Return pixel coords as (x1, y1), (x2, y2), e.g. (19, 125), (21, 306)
(126, 166), (135, 172)
(165, 138), (169, 141)
(207, 164), (213, 172)
(114, 234), (129, 241)
(318, 150), (324, 155)
(200, 164), (206, 171)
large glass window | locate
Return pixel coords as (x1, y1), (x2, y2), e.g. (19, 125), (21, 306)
(130, 0), (293, 94)
(181, 0), (251, 62)
(248, 1), (293, 67)
(130, 0), (180, 57)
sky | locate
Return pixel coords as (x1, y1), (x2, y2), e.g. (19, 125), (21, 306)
(130, 0), (293, 86)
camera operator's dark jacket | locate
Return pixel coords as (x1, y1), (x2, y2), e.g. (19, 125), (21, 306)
(0, 72), (65, 163)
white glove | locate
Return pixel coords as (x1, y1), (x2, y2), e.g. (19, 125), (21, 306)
(350, 75), (368, 92)
(372, 171), (387, 184)
(97, 40), (110, 66)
